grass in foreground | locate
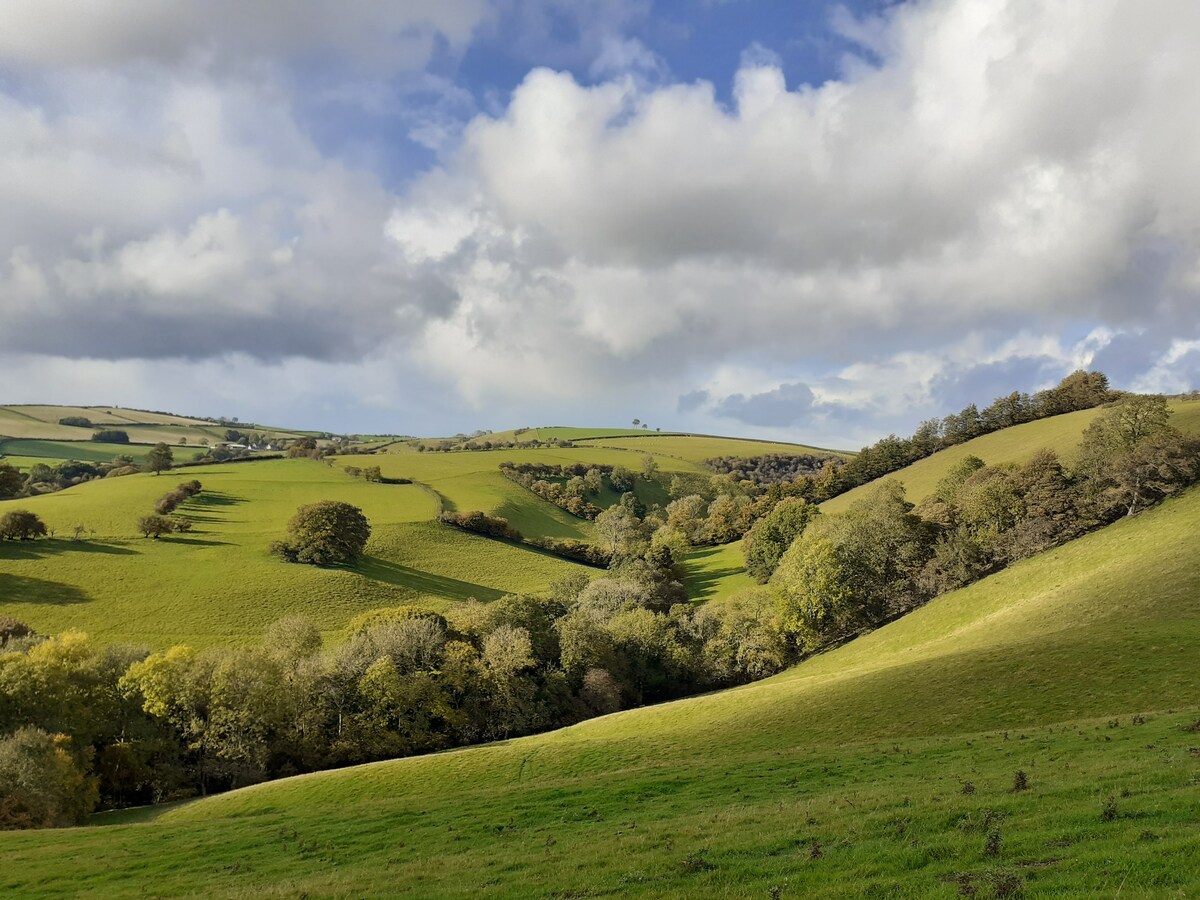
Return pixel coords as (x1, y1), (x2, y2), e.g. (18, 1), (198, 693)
(3, 486), (1198, 897)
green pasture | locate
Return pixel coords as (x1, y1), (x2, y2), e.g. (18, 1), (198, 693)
(0, 439), (156, 464)
(3, 484), (1199, 897)
(0, 405), (308, 446)
(0, 459), (587, 647)
(682, 540), (757, 601)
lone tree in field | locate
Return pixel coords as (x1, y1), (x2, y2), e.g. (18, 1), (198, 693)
(0, 510), (48, 541)
(144, 443), (174, 475)
(272, 500), (371, 566)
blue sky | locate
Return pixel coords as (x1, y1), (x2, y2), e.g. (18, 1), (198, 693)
(0, 1), (1197, 446)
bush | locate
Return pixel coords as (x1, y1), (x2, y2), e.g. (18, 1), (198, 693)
(136, 514), (177, 539)
(272, 500), (371, 565)
(91, 429), (130, 443)
(0, 510), (48, 541)
(0, 616), (33, 646)
(348, 605), (450, 635)
(524, 536), (612, 566)
(437, 510), (521, 541)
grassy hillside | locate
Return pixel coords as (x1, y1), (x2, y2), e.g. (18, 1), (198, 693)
(1, 425), (833, 645)
(0, 438), (156, 464)
(823, 398), (1200, 513)
(0, 460), (587, 647)
(577, 433), (847, 465)
(0, 404), (307, 446)
(3, 483), (1199, 897)
(357, 444), (707, 542)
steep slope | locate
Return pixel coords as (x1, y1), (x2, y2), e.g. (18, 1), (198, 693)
(823, 398), (1200, 513)
(3, 486), (1198, 897)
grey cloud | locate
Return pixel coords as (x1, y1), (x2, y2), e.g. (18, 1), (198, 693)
(927, 356), (1070, 413)
(0, 1), (490, 72)
(676, 389), (709, 412)
(715, 381), (815, 427)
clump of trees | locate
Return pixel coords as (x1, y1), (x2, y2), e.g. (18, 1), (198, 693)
(1, 453), (153, 500)
(438, 510), (611, 565)
(499, 463), (622, 519)
(771, 396), (1200, 653)
(0, 510), (48, 541)
(742, 498), (818, 582)
(0, 727), (98, 829)
(91, 430), (130, 444)
(57, 416), (92, 428)
(705, 453), (842, 486)
(438, 510), (521, 540)
(0, 560), (795, 825)
(784, 371), (1118, 507)
(272, 501), (371, 565)
(154, 480), (202, 515)
(135, 481), (202, 538)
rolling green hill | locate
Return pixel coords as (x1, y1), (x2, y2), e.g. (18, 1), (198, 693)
(0, 404), (308, 447)
(1, 429), (825, 646)
(822, 398), (1200, 513)
(0, 439), (156, 464)
(576, 433), (848, 465)
(3, 482), (1198, 897)
(0, 460), (588, 647)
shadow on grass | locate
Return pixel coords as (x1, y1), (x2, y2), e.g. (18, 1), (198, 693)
(182, 491), (246, 509)
(356, 556), (506, 602)
(159, 537), (233, 547)
(684, 546), (745, 600)
(0, 538), (138, 561)
(0, 573), (91, 605)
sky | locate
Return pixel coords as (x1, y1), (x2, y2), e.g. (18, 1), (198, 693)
(2, 0), (1199, 447)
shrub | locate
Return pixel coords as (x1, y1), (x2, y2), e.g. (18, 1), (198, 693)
(273, 500), (371, 565)
(0, 616), (33, 646)
(524, 535), (611, 566)
(136, 514), (177, 539)
(437, 510), (522, 541)
(348, 605), (450, 635)
(0, 510), (48, 541)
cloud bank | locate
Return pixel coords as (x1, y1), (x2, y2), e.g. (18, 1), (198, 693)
(1, 0), (1197, 440)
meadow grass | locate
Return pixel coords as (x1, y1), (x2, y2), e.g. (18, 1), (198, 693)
(2, 485), (1198, 897)
(0, 459), (588, 647)
(356, 444), (710, 542)
(1, 430), (821, 645)
(682, 540), (757, 602)
(823, 399), (1200, 513)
